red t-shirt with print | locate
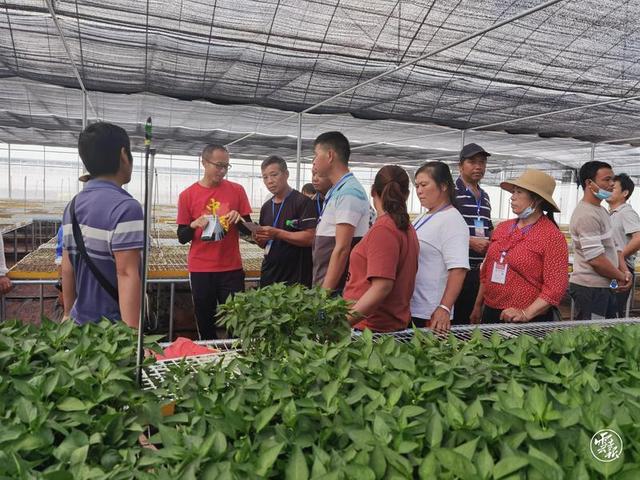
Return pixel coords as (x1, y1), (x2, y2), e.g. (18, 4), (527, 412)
(177, 181), (252, 272)
(344, 214), (419, 332)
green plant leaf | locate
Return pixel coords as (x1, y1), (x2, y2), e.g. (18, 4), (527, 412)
(454, 437), (479, 461)
(254, 404), (280, 433)
(493, 456), (529, 479)
(418, 452), (438, 480)
(475, 446), (494, 480)
(57, 397), (88, 412)
(255, 442), (285, 477)
(286, 446), (309, 480)
(370, 445), (386, 479)
(435, 448), (477, 478)
(426, 412), (443, 448)
(387, 355), (415, 374)
(322, 381), (340, 406)
(527, 445), (563, 480)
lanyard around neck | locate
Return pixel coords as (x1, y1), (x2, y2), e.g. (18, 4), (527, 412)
(271, 189), (293, 227)
(499, 218), (540, 261)
(413, 204), (452, 231)
(321, 172), (353, 217)
(466, 186), (483, 217)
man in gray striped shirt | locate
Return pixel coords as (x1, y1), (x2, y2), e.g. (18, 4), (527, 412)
(61, 123), (144, 327)
(454, 143), (493, 324)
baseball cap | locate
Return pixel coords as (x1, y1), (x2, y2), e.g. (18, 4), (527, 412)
(459, 143), (491, 162)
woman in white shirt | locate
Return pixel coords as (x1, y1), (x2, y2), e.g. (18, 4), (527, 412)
(410, 161), (470, 332)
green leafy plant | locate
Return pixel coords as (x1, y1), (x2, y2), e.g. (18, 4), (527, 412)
(217, 283), (351, 356)
(0, 318), (162, 479)
(3, 312), (640, 478)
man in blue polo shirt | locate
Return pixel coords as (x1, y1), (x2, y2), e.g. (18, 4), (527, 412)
(61, 122), (144, 327)
(454, 143), (493, 324)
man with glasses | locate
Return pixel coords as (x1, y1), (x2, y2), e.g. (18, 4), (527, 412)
(177, 144), (252, 339)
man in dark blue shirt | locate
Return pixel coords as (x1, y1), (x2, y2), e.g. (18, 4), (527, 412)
(454, 143), (493, 324)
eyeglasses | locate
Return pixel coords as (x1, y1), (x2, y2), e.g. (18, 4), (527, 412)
(205, 161), (231, 170)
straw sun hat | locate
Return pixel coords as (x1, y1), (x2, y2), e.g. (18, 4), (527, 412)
(500, 169), (560, 213)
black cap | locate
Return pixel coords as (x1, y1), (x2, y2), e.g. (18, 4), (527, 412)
(459, 143), (491, 162)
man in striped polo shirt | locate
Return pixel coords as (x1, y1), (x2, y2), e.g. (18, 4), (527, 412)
(61, 122), (144, 327)
(454, 143), (493, 324)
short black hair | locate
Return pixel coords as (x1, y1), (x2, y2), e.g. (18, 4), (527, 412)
(301, 183), (316, 195)
(313, 131), (350, 165)
(202, 144), (228, 160)
(261, 155), (288, 172)
(578, 160), (612, 189)
(78, 122), (131, 177)
(614, 173), (635, 200)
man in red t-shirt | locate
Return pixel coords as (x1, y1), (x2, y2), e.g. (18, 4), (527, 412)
(177, 144), (252, 339)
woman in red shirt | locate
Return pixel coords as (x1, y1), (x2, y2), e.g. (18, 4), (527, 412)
(343, 165), (419, 332)
(470, 169), (568, 323)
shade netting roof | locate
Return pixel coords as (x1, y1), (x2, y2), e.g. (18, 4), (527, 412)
(1, 0), (639, 177)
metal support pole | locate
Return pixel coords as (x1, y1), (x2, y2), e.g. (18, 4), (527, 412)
(45, 0), (98, 120)
(7, 144), (11, 199)
(590, 143), (596, 161)
(169, 154), (173, 203)
(82, 91), (87, 130)
(135, 125), (155, 385)
(461, 129), (466, 149)
(43, 146), (46, 204)
(13, 230), (17, 263)
(39, 284), (44, 319)
(23, 176), (27, 212)
(250, 160), (255, 206)
(168, 282), (175, 341)
(296, 113), (302, 190)
(498, 170), (505, 219)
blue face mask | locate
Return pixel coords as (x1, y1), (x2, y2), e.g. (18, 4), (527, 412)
(593, 187), (612, 201)
(517, 205), (535, 219)
(591, 185), (612, 200)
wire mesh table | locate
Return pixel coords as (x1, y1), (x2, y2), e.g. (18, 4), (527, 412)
(369, 317), (640, 342)
(141, 318), (640, 392)
(141, 339), (240, 391)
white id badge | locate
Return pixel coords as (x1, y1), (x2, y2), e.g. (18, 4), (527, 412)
(474, 218), (485, 237)
(491, 262), (508, 284)
(265, 240), (272, 256)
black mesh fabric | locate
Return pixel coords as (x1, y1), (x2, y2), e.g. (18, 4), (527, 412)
(0, 0), (639, 174)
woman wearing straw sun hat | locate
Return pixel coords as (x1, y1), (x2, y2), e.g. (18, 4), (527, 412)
(470, 169), (568, 324)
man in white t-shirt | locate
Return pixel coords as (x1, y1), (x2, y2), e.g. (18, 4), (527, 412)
(606, 173), (640, 317)
(311, 131), (370, 292)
